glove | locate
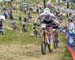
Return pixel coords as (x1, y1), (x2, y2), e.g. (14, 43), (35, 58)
(33, 23), (37, 29)
(34, 23), (37, 26)
(33, 26), (36, 29)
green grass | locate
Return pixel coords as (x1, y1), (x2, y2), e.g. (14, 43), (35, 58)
(0, 29), (39, 45)
(51, 0), (56, 4)
(62, 48), (72, 60)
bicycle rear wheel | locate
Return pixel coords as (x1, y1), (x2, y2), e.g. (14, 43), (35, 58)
(48, 44), (52, 52)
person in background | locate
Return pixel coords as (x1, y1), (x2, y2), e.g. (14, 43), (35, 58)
(67, 19), (75, 34)
(0, 19), (3, 35)
(3, 10), (8, 19)
(27, 11), (32, 23)
(57, 14), (63, 22)
(12, 21), (19, 31)
(19, 16), (22, 21)
(9, 9), (14, 27)
(39, 7), (43, 14)
(22, 17), (27, 32)
(36, 6), (39, 14)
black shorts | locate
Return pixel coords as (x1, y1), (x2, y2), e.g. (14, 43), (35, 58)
(42, 20), (58, 29)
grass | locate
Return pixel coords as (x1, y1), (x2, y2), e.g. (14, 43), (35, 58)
(51, 0), (56, 4)
(62, 48), (72, 60)
(0, 28), (39, 45)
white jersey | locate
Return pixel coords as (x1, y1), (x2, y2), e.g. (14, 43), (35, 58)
(68, 22), (75, 33)
(39, 12), (55, 23)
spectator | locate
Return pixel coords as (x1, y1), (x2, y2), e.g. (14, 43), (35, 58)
(36, 6), (39, 14)
(68, 19), (75, 34)
(3, 10), (8, 19)
(9, 10), (14, 26)
(27, 11), (32, 22)
(12, 21), (19, 31)
(19, 16), (22, 21)
(22, 17), (27, 32)
(0, 19), (3, 35)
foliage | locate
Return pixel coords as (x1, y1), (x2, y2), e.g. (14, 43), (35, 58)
(62, 48), (72, 60)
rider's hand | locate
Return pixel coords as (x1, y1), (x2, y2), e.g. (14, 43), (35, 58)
(33, 23), (37, 29)
(33, 26), (36, 29)
(34, 23), (37, 26)
(56, 21), (60, 25)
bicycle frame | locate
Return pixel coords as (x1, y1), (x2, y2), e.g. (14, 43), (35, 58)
(42, 26), (53, 45)
(41, 23), (57, 54)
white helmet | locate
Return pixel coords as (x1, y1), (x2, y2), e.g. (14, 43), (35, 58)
(43, 8), (50, 15)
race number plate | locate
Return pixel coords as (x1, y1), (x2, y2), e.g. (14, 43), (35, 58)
(69, 38), (73, 44)
(41, 24), (46, 28)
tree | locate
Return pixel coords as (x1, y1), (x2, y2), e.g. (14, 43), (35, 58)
(43, 0), (46, 8)
(62, 0), (66, 1)
(11, 0), (13, 1)
(73, 0), (75, 3)
(67, 2), (69, 8)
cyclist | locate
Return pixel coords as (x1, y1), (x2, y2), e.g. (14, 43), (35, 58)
(34, 8), (59, 49)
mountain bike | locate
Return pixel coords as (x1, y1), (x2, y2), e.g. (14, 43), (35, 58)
(41, 23), (53, 55)
(41, 23), (59, 55)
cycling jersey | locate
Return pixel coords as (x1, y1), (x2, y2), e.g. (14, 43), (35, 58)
(39, 12), (58, 29)
(39, 12), (55, 24)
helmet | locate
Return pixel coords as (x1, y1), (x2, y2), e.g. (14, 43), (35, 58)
(43, 8), (50, 15)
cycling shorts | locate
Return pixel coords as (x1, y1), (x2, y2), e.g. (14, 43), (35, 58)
(41, 20), (58, 29)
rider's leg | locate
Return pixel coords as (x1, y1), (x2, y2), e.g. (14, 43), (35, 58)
(49, 27), (54, 49)
(45, 31), (50, 44)
(49, 27), (53, 41)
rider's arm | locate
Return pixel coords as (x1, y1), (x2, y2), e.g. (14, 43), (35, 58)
(34, 15), (40, 23)
(54, 19), (59, 24)
(50, 13), (59, 24)
(53, 16), (59, 24)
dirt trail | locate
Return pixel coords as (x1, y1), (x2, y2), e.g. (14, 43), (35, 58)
(0, 42), (65, 60)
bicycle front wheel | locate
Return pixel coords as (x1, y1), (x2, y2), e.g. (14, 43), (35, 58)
(41, 42), (46, 55)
